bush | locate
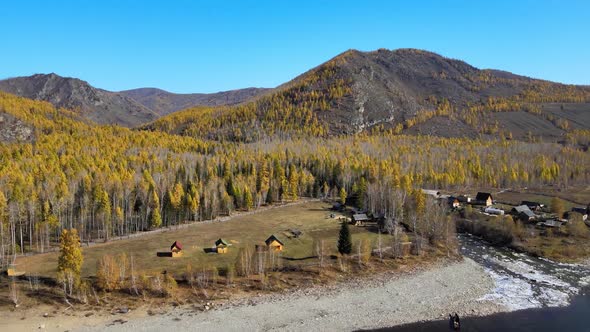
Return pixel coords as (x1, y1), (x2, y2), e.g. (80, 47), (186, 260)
(97, 255), (120, 291)
(566, 218), (590, 239)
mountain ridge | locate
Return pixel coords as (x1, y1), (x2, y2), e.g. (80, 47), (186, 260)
(0, 73), (159, 127)
(144, 48), (590, 142)
(0, 74), (269, 127)
(119, 86), (270, 116)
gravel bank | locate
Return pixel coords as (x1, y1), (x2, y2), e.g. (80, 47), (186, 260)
(77, 258), (507, 332)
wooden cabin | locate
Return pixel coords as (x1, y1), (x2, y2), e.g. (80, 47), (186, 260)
(475, 192), (493, 206)
(170, 241), (183, 257)
(215, 238), (229, 254)
(353, 213), (370, 226)
(265, 235), (284, 251)
(511, 205), (536, 222)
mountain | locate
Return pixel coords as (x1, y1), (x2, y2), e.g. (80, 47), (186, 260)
(119, 87), (269, 116)
(0, 74), (269, 127)
(0, 73), (159, 127)
(145, 48), (590, 142)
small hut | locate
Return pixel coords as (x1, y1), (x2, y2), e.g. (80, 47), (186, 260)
(215, 238), (229, 254)
(265, 235), (284, 251)
(353, 213), (370, 226)
(170, 241), (183, 257)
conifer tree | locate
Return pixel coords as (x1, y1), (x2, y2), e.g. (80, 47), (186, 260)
(266, 185), (274, 205)
(244, 187), (254, 211)
(57, 228), (83, 296)
(149, 188), (162, 229)
(339, 187), (347, 205)
(337, 220), (352, 255)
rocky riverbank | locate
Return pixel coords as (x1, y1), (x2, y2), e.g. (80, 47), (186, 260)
(70, 258), (506, 332)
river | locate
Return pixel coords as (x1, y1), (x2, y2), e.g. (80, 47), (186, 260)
(372, 233), (590, 331)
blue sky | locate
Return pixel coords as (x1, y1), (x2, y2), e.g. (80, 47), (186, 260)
(1, 0), (588, 93)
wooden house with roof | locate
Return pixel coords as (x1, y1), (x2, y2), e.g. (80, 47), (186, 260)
(170, 241), (183, 257)
(475, 192), (493, 206)
(215, 238), (230, 254)
(511, 205), (536, 222)
(352, 213), (370, 226)
(265, 235), (284, 251)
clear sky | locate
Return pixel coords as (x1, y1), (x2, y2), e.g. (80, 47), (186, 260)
(1, 0), (588, 93)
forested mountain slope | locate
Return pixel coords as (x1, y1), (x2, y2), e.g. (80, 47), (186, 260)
(145, 49), (590, 142)
(0, 74), (269, 127)
(0, 89), (589, 263)
(0, 73), (159, 127)
(119, 87), (269, 116)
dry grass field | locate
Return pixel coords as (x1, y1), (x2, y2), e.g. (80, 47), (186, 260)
(16, 201), (388, 279)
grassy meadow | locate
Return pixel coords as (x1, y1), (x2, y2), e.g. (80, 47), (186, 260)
(17, 201), (388, 279)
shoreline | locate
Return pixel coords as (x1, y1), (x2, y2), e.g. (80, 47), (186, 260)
(1, 257), (509, 332)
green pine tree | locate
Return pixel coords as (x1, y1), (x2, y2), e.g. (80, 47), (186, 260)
(337, 220), (352, 255)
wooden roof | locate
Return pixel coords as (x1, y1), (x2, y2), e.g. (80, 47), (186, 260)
(215, 238), (229, 247)
(353, 213), (369, 221)
(265, 235), (284, 246)
(170, 241), (183, 250)
(476, 192), (493, 201)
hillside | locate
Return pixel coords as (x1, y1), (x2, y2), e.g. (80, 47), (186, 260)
(0, 74), (268, 127)
(0, 73), (159, 127)
(119, 87), (269, 116)
(145, 48), (590, 142)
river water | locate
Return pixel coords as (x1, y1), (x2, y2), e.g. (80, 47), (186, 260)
(372, 234), (590, 331)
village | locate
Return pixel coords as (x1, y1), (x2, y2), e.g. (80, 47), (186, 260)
(146, 188), (590, 267)
(424, 190), (589, 227)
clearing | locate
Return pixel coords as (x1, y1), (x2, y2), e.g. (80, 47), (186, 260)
(17, 201), (384, 278)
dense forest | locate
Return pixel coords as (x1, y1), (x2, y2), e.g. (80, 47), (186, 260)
(1, 90), (589, 269)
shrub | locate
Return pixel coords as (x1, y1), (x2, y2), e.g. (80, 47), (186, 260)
(97, 255), (120, 291)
